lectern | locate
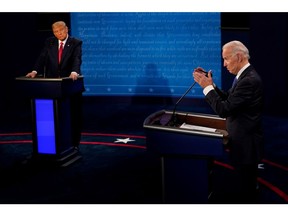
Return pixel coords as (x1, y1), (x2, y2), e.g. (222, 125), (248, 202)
(143, 110), (228, 203)
(15, 76), (84, 167)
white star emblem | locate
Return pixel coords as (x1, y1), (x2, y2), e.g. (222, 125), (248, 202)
(114, 138), (135, 144)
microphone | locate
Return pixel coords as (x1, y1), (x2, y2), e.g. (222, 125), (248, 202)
(168, 69), (211, 126)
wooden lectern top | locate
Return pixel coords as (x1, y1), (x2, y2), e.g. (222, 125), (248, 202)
(15, 76), (85, 98)
(143, 109), (228, 156)
(144, 109), (228, 143)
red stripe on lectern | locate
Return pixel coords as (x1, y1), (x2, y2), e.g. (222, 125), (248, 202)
(80, 141), (146, 149)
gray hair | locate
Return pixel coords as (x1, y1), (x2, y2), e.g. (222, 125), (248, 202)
(223, 40), (250, 60)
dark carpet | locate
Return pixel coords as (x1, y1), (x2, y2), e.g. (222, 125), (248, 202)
(1, 101), (288, 205)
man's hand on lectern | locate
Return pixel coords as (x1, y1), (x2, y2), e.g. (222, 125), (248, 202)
(69, 72), (79, 81)
(26, 71), (37, 78)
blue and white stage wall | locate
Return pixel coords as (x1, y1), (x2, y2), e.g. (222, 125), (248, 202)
(71, 12), (221, 98)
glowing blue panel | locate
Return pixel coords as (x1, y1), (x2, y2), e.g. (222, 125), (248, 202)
(71, 12), (221, 97)
(35, 99), (56, 154)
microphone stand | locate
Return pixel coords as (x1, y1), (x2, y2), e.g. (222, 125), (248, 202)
(168, 81), (196, 126)
(43, 52), (48, 78)
(168, 69), (210, 127)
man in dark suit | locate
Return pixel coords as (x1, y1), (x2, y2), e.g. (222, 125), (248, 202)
(193, 40), (264, 203)
(26, 21), (84, 150)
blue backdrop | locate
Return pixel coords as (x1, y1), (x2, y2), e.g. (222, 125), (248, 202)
(71, 12), (221, 97)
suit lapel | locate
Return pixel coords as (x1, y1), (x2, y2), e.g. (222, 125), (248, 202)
(238, 65), (253, 81)
(233, 65), (253, 88)
(229, 65), (253, 93)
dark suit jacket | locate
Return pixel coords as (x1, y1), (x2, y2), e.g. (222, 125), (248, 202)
(33, 36), (82, 78)
(33, 36), (84, 147)
(205, 65), (264, 165)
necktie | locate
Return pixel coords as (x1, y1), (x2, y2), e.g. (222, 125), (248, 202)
(58, 42), (64, 63)
(232, 77), (238, 88)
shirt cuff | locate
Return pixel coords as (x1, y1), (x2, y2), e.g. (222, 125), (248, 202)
(203, 85), (214, 96)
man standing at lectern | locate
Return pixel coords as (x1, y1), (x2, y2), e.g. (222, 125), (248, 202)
(26, 21), (84, 151)
(193, 40), (264, 203)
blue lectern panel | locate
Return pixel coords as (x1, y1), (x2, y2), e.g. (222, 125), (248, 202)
(35, 99), (56, 154)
